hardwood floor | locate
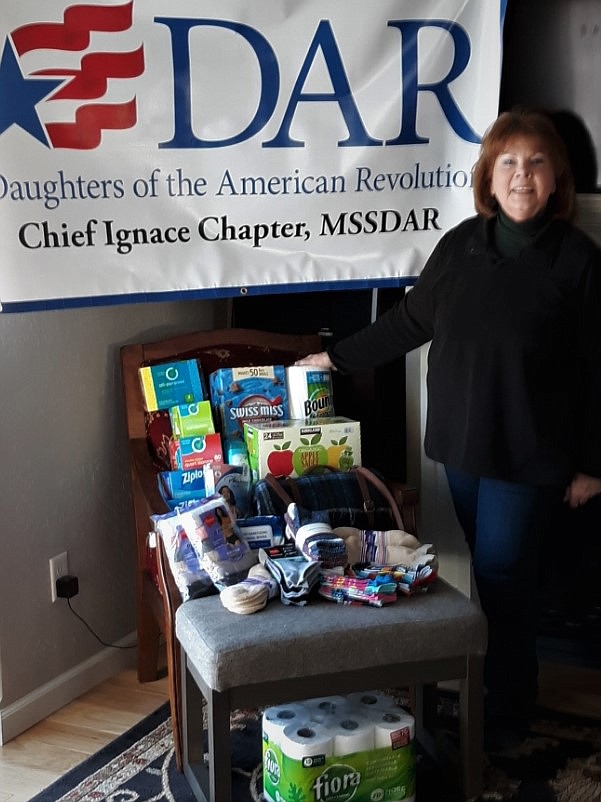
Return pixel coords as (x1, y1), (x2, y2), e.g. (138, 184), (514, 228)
(0, 660), (598, 802)
(0, 669), (169, 802)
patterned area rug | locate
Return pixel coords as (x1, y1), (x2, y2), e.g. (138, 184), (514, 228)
(29, 699), (601, 802)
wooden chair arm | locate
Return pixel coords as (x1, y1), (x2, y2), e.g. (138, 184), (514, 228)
(387, 480), (418, 538)
(129, 438), (169, 516)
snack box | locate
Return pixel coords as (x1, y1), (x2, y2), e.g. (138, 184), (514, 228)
(244, 417), (361, 480)
(169, 400), (215, 438)
(169, 432), (224, 471)
(139, 359), (205, 412)
(209, 365), (288, 444)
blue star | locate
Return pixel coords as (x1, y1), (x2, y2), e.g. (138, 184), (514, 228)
(0, 36), (64, 147)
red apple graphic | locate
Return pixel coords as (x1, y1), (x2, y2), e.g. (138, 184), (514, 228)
(266, 442), (294, 476)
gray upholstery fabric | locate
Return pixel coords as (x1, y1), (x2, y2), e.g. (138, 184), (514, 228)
(176, 579), (487, 692)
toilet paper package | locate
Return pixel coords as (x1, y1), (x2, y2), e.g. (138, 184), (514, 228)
(262, 694), (415, 802)
(286, 366), (335, 419)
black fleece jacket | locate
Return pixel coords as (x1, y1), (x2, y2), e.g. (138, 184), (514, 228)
(329, 215), (601, 486)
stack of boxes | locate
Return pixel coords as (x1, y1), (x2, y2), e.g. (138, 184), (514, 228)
(139, 357), (363, 503)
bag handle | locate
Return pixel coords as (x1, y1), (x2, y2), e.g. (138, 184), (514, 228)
(264, 473), (295, 512)
(264, 467), (405, 531)
(352, 466), (405, 530)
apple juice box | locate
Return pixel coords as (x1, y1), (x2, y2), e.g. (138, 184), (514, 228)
(244, 417), (361, 481)
(168, 432), (224, 471)
(139, 359), (205, 412)
(209, 365), (288, 446)
(169, 400), (215, 438)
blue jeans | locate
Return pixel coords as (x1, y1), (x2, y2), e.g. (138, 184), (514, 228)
(444, 466), (564, 714)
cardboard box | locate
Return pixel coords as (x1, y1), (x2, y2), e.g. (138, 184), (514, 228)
(209, 365), (288, 445)
(139, 359), (205, 412)
(169, 400), (214, 438)
(244, 417), (361, 480)
(169, 433), (223, 471)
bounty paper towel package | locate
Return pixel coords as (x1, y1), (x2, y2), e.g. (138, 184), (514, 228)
(244, 417), (361, 480)
(262, 692), (416, 802)
(286, 366), (335, 419)
(209, 365), (288, 446)
(139, 359), (205, 412)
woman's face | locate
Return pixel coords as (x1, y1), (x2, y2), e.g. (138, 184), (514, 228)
(490, 135), (556, 223)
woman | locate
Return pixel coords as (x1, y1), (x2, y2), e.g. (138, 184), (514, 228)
(296, 109), (601, 730)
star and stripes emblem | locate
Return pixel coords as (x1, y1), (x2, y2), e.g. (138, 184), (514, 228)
(0, 1), (144, 149)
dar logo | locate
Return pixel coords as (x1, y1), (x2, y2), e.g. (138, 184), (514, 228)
(0, 1), (144, 149)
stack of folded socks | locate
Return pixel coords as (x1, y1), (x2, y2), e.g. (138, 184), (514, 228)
(220, 563), (279, 614)
(286, 504), (348, 569)
(259, 543), (322, 606)
(318, 571), (398, 607)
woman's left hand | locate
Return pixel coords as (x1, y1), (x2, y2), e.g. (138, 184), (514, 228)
(564, 472), (601, 508)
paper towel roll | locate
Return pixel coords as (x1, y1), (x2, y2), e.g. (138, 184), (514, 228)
(263, 703), (311, 746)
(281, 722), (334, 760)
(305, 695), (350, 724)
(346, 690), (398, 712)
(286, 366), (334, 419)
(330, 713), (375, 755)
(371, 710), (416, 748)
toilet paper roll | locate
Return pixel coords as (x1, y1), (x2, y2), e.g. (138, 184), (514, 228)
(330, 713), (375, 756)
(263, 703), (311, 746)
(286, 366), (334, 419)
(281, 722), (334, 760)
(346, 690), (398, 712)
(371, 710), (416, 749)
(305, 695), (350, 724)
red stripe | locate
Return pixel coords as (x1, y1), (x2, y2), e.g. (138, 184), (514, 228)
(12, 1), (133, 55)
(46, 97), (137, 149)
(33, 47), (145, 100)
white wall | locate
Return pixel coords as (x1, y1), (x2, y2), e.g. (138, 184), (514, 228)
(0, 298), (227, 741)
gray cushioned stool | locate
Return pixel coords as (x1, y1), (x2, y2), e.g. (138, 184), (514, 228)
(176, 577), (487, 802)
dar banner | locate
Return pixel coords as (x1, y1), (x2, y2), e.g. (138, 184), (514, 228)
(0, 0), (505, 311)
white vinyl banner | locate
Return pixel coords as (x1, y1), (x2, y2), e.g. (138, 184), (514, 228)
(0, 1), (505, 311)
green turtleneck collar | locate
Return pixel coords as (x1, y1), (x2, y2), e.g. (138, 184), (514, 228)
(494, 208), (552, 258)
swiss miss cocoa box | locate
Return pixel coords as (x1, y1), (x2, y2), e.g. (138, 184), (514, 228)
(209, 365), (289, 446)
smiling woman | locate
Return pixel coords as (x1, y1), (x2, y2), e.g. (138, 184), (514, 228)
(294, 107), (601, 739)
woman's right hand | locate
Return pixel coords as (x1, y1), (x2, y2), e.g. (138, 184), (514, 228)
(294, 351), (335, 370)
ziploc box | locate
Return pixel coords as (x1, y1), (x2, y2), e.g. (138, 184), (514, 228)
(158, 464), (216, 509)
(139, 359), (205, 412)
(169, 432), (223, 471)
(244, 417), (361, 480)
(209, 365), (288, 445)
(169, 400), (214, 438)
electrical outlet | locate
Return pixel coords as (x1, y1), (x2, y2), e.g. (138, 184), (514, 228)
(49, 552), (69, 603)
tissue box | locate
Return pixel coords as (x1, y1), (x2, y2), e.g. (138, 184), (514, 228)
(209, 365), (288, 444)
(169, 400), (214, 437)
(169, 433), (223, 471)
(244, 417), (361, 480)
(139, 359), (205, 412)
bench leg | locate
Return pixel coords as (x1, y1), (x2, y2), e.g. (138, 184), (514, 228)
(458, 655), (484, 799)
(180, 653), (233, 802)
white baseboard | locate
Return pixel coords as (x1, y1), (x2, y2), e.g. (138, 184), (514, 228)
(0, 631), (137, 745)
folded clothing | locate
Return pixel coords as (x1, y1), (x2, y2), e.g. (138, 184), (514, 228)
(259, 543), (322, 606)
(219, 563), (279, 615)
(286, 503), (348, 569)
(349, 562), (438, 595)
(318, 571), (398, 607)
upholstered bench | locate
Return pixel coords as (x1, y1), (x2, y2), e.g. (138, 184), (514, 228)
(176, 577), (487, 802)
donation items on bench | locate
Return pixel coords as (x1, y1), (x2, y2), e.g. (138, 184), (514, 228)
(143, 354), (438, 613)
